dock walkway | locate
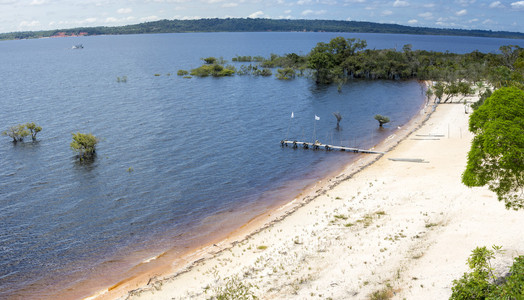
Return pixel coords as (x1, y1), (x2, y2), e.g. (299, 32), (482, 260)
(280, 140), (385, 154)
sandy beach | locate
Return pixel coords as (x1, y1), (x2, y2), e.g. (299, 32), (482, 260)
(92, 92), (524, 300)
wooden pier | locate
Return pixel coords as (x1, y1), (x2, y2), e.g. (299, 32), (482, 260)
(280, 140), (385, 154)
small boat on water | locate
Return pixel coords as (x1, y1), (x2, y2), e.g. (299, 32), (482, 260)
(72, 44), (84, 49)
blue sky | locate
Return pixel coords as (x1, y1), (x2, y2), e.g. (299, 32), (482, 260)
(0, 0), (522, 34)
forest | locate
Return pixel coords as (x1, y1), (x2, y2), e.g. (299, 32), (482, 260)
(1, 18), (524, 41)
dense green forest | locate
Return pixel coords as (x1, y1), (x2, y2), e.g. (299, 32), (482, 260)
(1, 18), (524, 41)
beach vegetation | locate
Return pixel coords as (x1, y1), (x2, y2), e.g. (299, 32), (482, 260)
(2, 124), (31, 143)
(177, 70), (189, 76)
(374, 115), (390, 127)
(70, 132), (99, 160)
(450, 245), (523, 299)
(209, 275), (257, 300)
(462, 87), (524, 210)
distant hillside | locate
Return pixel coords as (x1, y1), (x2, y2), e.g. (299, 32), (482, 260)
(1, 18), (523, 41)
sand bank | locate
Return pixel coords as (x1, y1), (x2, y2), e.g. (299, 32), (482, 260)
(96, 93), (523, 300)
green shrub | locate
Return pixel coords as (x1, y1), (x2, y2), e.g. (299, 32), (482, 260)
(70, 132), (99, 160)
(450, 246), (524, 299)
(177, 70), (189, 76)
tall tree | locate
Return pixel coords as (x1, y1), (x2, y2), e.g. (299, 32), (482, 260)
(462, 87), (524, 209)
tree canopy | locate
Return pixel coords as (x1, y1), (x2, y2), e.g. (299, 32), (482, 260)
(70, 132), (99, 160)
(462, 87), (524, 209)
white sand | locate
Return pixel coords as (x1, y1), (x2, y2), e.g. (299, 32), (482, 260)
(101, 97), (523, 300)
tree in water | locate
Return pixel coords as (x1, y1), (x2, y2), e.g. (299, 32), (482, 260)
(2, 124), (29, 143)
(374, 115), (390, 127)
(333, 112), (343, 130)
(25, 122), (42, 141)
(70, 132), (99, 160)
(462, 87), (523, 209)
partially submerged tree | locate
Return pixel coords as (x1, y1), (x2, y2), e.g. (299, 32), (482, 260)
(374, 114), (390, 127)
(25, 122), (42, 141)
(2, 124), (30, 143)
(333, 112), (343, 130)
(462, 87), (524, 209)
(70, 132), (99, 160)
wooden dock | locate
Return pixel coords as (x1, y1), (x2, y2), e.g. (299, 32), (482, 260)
(280, 140), (385, 154)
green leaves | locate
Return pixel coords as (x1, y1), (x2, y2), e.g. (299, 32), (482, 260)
(2, 123), (38, 143)
(70, 132), (99, 159)
(451, 246), (523, 300)
(374, 115), (390, 127)
(462, 87), (524, 210)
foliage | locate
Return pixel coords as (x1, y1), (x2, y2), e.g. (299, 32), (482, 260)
(70, 132), (99, 159)
(210, 275), (257, 300)
(462, 87), (524, 210)
(203, 57), (217, 64)
(2, 124), (30, 143)
(450, 245), (523, 300)
(177, 70), (189, 76)
(374, 115), (390, 127)
(190, 63), (235, 77)
(275, 67), (296, 80)
(25, 122), (42, 141)
(232, 55), (264, 62)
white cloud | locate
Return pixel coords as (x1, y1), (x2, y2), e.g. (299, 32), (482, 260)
(248, 10), (265, 18)
(423, 3), (435, 8)
(489, 1), (504, 8)
(456, 9), (467, 16)
(117, 8), (132, 14)
(29, 0), (46, 5)
(393, 0), (409, 7)
(296, 0), (313, 4)
(382, 10), (393, 15)
(301, 9), (327, 15)
(140, 15), (161, 22)
(418, 12), (432, 19)
(468, 18), (478, 23)
(222, 2), (238, 7)
(284, 9), (292, 13)
(510, 1), (524, 9)
(407, 19), (417, 24)
(105, 17), (119, 22)
(19, 20), (41, 28)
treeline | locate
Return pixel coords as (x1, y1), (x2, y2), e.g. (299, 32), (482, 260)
(179, 37), (522, 106)
(2, 18), (524, 41)
(304, 38), (523, 87)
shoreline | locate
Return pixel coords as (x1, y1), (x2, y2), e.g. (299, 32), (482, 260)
(80, 82), (433, 300)
(108, 88), (524, 299)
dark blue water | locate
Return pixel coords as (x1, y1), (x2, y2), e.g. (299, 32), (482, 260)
(0, 32), (521, 298)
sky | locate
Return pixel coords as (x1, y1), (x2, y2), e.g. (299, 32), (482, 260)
(0, 0), (522, 34)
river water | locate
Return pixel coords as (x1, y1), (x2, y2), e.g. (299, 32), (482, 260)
(1, 32), (522, 298)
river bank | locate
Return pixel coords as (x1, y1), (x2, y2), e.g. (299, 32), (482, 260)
(93, 90), (524, 300)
